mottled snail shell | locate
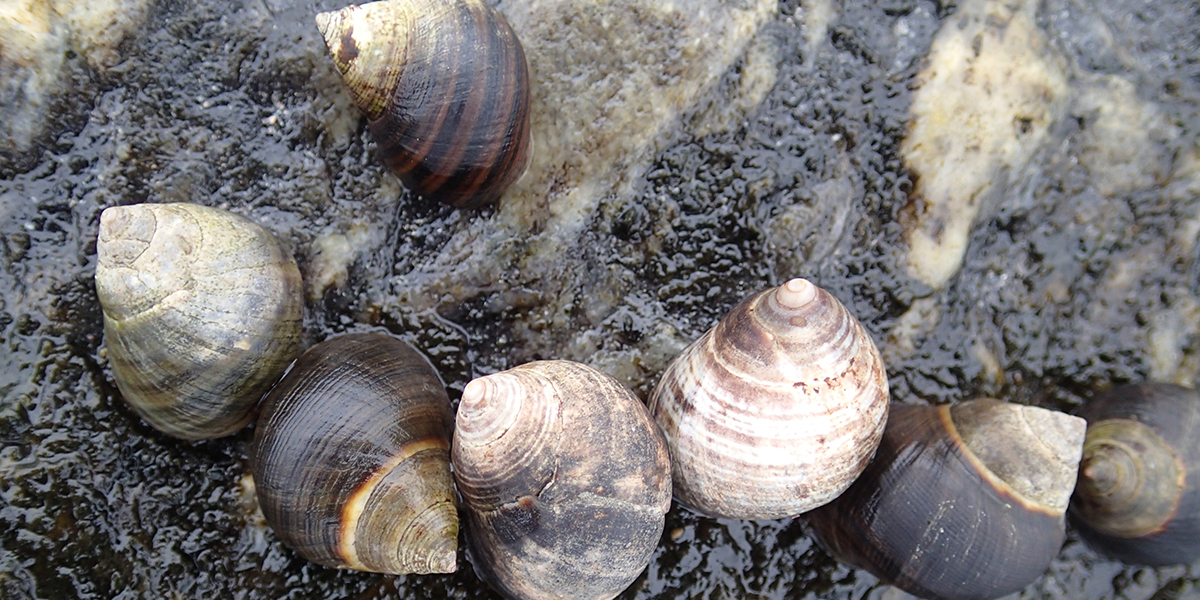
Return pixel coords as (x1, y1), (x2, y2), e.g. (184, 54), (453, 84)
(94, 203), (303, 440)
(316, 0), (532, 209)
(250, 333), (458, 574)
(807, 400), (1087, 600)
(1069, 382), (1200, 566)
(452, 360), (671, 600)
(647, 278), (889, 519)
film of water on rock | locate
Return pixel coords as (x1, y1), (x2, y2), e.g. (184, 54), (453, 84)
(2, 0), (1199, 599)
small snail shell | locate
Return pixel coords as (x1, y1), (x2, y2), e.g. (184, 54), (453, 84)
(452, 360), (671, 600)
(250, 333), (458, 574)
(647, 278), (889, 519)
(316, 0), (532, 209)
(807, 400), (1086, 600)
(94, 203), (303, 440)
(1069, 382), (1200, 566)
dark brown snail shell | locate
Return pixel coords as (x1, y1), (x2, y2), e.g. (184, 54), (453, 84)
(807, 399), (1086, 600)
(648, 278), (889, 519)
(452, 360), (672, 600)
(316, 0), (532, 209)
(250, 332), (458, 574)
(1069, 382), (1200, 566)
(94, 203), (304, 440)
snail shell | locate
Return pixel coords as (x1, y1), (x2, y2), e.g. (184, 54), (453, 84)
(316, 0), (532, 209)
(94, 203), (303, 440)
(1069, 382), (1200, 566)
(452, 360), (671, 600)
(250, 332), (458, 574)
(647, 278), (889, 519)
(807, 400), (1086, 600)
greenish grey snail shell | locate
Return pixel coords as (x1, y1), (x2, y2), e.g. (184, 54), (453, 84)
(452, 360), (671, 600)
(251, 332), (459, 575)
(94, 202), (303, 440)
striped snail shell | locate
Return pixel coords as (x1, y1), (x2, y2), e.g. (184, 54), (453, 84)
(316, 0), (532, 209)
(647, 278), (889, 519)
(1069, 382), (1200, 566)
(94, 203), (303, 440)
(807, 400), (1086, 600)
(250, 333), (458, 574)
(452, 360), (671, 600)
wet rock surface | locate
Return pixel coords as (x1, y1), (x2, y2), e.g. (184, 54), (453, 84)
(0, 0), (1198, 598)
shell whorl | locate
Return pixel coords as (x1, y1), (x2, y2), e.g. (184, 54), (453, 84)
(316, 0), (532, 208)
(1068, 382), (1200, 566)
(454, 368), (562, 511)
(452, 360), (671, 600)
(251, 333), (458, 575)
(649, 278), (889, 519)
(95, 203), (303, 440)
(1074, 418), (1183, 538)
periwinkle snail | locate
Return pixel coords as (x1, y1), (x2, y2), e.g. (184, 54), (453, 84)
(317, 0), (532, 209)
(453, 360), (672, 600)
(807, 399), (1087, 600)
(251, 332), (459, 574)
(1069, 382), (1200, 566)
(647, 278), (889, 519)
(94, 203), (303, 440)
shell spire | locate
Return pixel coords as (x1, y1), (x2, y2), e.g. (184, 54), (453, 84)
(648, 278), (889, 519)
(315, 3), (412, 121)
(1069, 382), (1200, 566)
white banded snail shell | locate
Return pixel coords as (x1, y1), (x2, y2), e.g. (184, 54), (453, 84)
(452, 360), (671, 600)
(316, 0), (532, 209)
(94, 202), (303, 440)
(647, 278), (889, 519)
(807, 399), (1086, 600)
(250, 332), (458, 574)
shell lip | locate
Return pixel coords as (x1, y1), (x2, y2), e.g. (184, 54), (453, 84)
(939, 404), (1067, 517)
